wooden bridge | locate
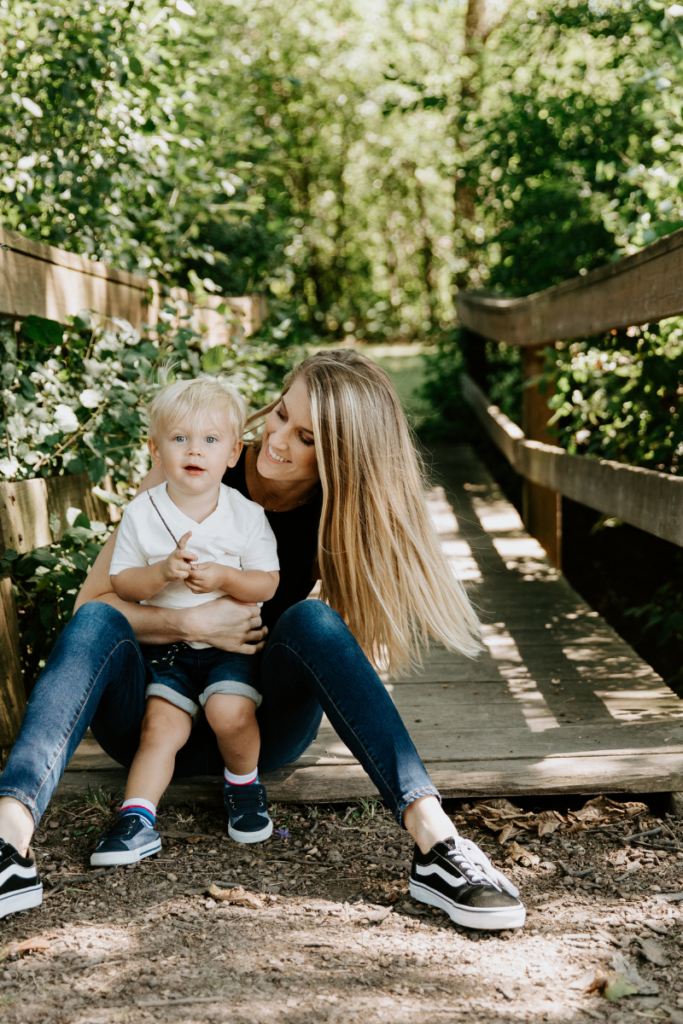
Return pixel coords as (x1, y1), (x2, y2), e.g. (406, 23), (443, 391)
(2, 226), (683, 812)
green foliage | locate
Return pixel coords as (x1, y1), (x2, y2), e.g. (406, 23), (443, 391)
(455, 0), (683, 294)
(418, 329), (522, 443)
(626, 583), (683, 648)
(1, 514), (112, 690)
(0, 0), (468, 339)
(0, 307), (286, 485)
(543, 320), (683, 473)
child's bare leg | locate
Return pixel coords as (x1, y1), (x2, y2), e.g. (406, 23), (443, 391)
(204, 694), (260, 775)
(125, 697), (193, 805)
(91, 698), (192, 866)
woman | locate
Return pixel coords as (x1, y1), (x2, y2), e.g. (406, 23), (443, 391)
(0, 351), (525, 930)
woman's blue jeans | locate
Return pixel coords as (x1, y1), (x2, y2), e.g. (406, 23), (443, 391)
(0, 600), (439, 828)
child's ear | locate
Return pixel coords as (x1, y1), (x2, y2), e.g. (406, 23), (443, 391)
(225, 438), (243, 469)
(148, 437), (162, 466)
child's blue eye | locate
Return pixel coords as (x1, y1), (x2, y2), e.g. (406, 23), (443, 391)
(205, 436), (217, 444)
(173, 435), (187, 443)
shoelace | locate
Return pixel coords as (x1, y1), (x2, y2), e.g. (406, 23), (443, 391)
(226, 785), (267, 814)
(98, 816), (147, 842)
(446, 836), (520, 898)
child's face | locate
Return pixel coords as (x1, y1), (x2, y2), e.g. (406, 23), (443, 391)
(149, 414), (242, 496)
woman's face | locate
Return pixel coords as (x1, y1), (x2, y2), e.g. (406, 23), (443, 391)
(256, 376), (320, 486)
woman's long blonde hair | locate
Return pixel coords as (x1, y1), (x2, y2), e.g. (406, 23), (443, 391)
(248, 350), (481, 673)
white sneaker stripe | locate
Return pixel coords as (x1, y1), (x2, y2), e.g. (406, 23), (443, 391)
(414, 863), (466, 887)
(0, 863), (37, 888)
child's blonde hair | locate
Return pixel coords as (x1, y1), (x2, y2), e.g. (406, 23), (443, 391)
(148, 377), (247, 441)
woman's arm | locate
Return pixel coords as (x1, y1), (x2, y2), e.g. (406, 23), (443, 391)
(76, 468), (267, 652)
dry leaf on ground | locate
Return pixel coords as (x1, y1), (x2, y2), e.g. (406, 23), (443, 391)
(463, 794), (648, 842)
(504, 842), (541, 868)
(207, 883), (263, 909)
(587, 970), (639, 1001)
(0, 936), (51, 961)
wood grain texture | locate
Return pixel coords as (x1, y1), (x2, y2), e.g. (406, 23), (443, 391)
(456, 225), (683, 345)
(0, 577), (26, 757)
(0, 472), (112, 553)
(60, 445), (683, 804)
(462, 373), (683, 548)
(0, 225), (154, 329)
(54, 750), (683, 806)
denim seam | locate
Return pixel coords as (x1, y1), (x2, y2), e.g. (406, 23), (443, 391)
(32, 636), (145, 822)
(263, 639), (407, 820)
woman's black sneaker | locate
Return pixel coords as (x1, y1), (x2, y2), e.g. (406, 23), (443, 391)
(0, 840), (43, 918)
(410, 834), (526, 930)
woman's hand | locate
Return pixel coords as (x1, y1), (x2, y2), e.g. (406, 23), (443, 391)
(182, 596), (267, 653)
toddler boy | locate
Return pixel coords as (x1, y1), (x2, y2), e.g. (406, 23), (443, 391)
(90, 377), (279, 866)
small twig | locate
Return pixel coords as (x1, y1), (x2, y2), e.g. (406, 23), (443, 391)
(621, 825), (664, 845)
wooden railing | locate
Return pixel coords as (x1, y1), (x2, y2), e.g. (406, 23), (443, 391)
(0, 227), (267, 762)
(456, 225), (683, 567)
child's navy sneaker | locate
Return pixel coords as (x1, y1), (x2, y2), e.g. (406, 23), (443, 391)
(0, 840), (42, 919)
(224, 782), (273, 843)
(90, 813), (161, 866)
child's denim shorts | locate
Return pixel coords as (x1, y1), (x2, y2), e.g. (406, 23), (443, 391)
(139, 642), (261, 717)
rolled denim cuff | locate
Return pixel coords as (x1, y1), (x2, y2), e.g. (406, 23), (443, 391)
(200, 681), (262, 709)
(396, 785), (442, 828)
(145, 683), (199, 717)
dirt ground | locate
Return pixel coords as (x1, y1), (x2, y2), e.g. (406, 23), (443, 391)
(2, 793), (683, 1024)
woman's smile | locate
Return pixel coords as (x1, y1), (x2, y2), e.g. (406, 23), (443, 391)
(265, 443), (290, 465)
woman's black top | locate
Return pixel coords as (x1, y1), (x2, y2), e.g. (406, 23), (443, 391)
(222, 448), (322, 631)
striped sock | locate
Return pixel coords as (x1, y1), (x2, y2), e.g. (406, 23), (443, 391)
(120, 798), (156, 828)
(223, 767), (258, 787)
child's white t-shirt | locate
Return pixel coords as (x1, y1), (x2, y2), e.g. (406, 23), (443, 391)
(110, 482), (279, 648)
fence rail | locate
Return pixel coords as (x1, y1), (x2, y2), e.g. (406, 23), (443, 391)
(456, 225), (683, 346)
(462, 373), (683, 548)
(455, 229), (683, 567)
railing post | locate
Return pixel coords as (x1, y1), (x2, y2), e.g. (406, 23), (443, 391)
(460, 328), (488, 390)
(522, 345), (562, 569)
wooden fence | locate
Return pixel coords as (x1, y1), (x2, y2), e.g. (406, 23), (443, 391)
(0, 227), (267, 762)
(456, 225), (683, 567)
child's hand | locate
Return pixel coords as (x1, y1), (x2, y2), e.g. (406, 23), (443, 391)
(184, 561), (226, 594)
(162, 531), (197, 581)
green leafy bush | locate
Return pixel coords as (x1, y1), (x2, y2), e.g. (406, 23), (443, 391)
(1, 514), (113, 691)
(543, 320), (683, 474)
(0, 306), (286, 486)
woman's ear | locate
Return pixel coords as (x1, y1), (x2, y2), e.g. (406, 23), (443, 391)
(225, 438), (243, 469)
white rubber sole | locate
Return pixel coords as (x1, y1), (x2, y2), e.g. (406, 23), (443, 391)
(90, 836), (162, 867)
(409, 879), (526, 931)
(228, 818), (273, 844)
(0, 882), (43, 919)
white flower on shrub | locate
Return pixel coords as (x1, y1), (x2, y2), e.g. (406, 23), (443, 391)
(0, 456), (19, 478)
(79, 389), (102, 409)
(54, 404), (80, 434)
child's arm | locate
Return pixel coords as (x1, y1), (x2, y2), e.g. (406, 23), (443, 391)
(111, 531), (198, 602)
(185, 563), (279, 603)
